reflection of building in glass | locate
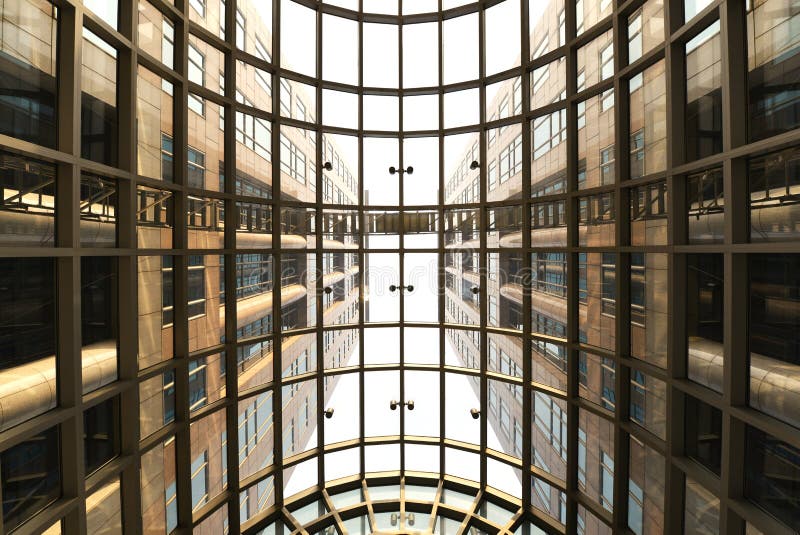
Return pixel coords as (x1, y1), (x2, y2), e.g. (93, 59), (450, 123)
(1, 0), (800, 534)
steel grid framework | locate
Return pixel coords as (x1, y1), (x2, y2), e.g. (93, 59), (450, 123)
(0, 0), (797, 534)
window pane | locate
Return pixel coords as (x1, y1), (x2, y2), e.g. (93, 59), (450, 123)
(745, 425), (800, 532)
(0, 258), (57, 432)
(749, 254), (800, 429)
(82, 28), (118, 166)
(629, 60), (667, 179)
(687, 254), (724, 393)
(685, 21), (723, 161)
(403, 22), (438, 88)
(0, 425), (60, 532)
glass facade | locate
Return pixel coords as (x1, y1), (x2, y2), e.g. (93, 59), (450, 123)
(0, 0), (798, 534)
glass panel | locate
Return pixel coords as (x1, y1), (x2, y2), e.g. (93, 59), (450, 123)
(0, 425), (60, 532)
(82, 28), (118, 166)
(684, 477), (719, 535)
(403, 138), (439, 205)
(363, 95), (399, 131)
(578, 192), (616, 247)
(577, 90), (616, 190)
(323, 14), (358, 85)
(138, 1), (174, 68)
(237, 0), (273, 61)
(487, 124), (523, 202)
(187, 254), (225, 353)
(444, 133), (481, 204)
(0, 152), (56, 247)
(749, 146), (800, 242)
(404, 253), (438, 323)
(749, 254), (800, 429)
(578, 409), (614, 512)
(629, 60), (667, 179)
(324, 372), (360, 444)
(137, 66), (174, 180)
(485, 0), (521, 75)
(236, 59), (273, 114)
(86, 479), (122, 534)
(445, 327), (481, 366)
(139, 371), (175, 438)
(84, 397), (119, 476)
(487, 378), (523, 461)
(627, 436), (665, 535)
(364, 138), (399, 206)
(189, 408), (227, 507)
(686, 253), (724, 393)
(366, 253), (400, 323)
(403, 22), (438, 88)
(365, 444), (399, 472)
(629, 370), (667, 440)
(745, 425), (800, 532)
(685, 0), (714, 22)
(629, 1), (665, 63)
(403, 94), (439, 132)
(240, 475), (275, 523)
(530, 0), (566, 59)
(238, 391), (274, 480)
(280, 0), (315, 76)
(322, 134), (359, 205)
(445, 448), (480, 483)
(577, 29), (614, 90)
(364, 371), (399, 437)
(404, 371), (440, 437)
(137, 255), (173, 369)
(630, 253), (668, 369)
(405, 444), (440, 473)
(363, 23), (398, 88)
(235, 112), (272, 198)
(444, 88), (480, 129)
(532, 391), (568, 481)
(684, 394), (722, 476)
(443, 13), (479, 84)
(85, 0), (119, 28)
(0, 258), (57, 432)
(442, 373), (480, 444)
(364, 327), (399, 365)
(323, 89), (358, 130)
(325, 448), (360, 482)
(140, 439), (176, 534)
(578, 352), (615, 411)
(685, 21), (723, 161)
(687, 167), (724, 244)
(404, 327), (439, 365)
(531, 59), (566, 110)
(576, 0), (613, 36)
(531, 109), (567, 196)
(630, 180), (668, 246)
(747, 1), (800, 141)
(578, 253), (616, 352)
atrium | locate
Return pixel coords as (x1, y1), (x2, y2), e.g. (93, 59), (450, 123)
(0, 0), (798, 534)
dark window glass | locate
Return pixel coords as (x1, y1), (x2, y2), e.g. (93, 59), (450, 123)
(687, 254), (724, 393)
(747, 2), (800, 142)
(0, 151), (56, 247)
(685, 21), (723, 161)
(745, 426), (800, 531)
(749, 254), (800, 429)
(0, 2), (58, 148)
(84, 397), (120, 475)
(81, 28), (118, 165)
(80, 174), (118, 247)
(1, 425), (60, 531)
(749, 146), (800, 242)
(687, 167), (724, 244)
(685, 395), (722, 476)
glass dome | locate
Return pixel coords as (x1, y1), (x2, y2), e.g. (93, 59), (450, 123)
(0, 0), (799, 535)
